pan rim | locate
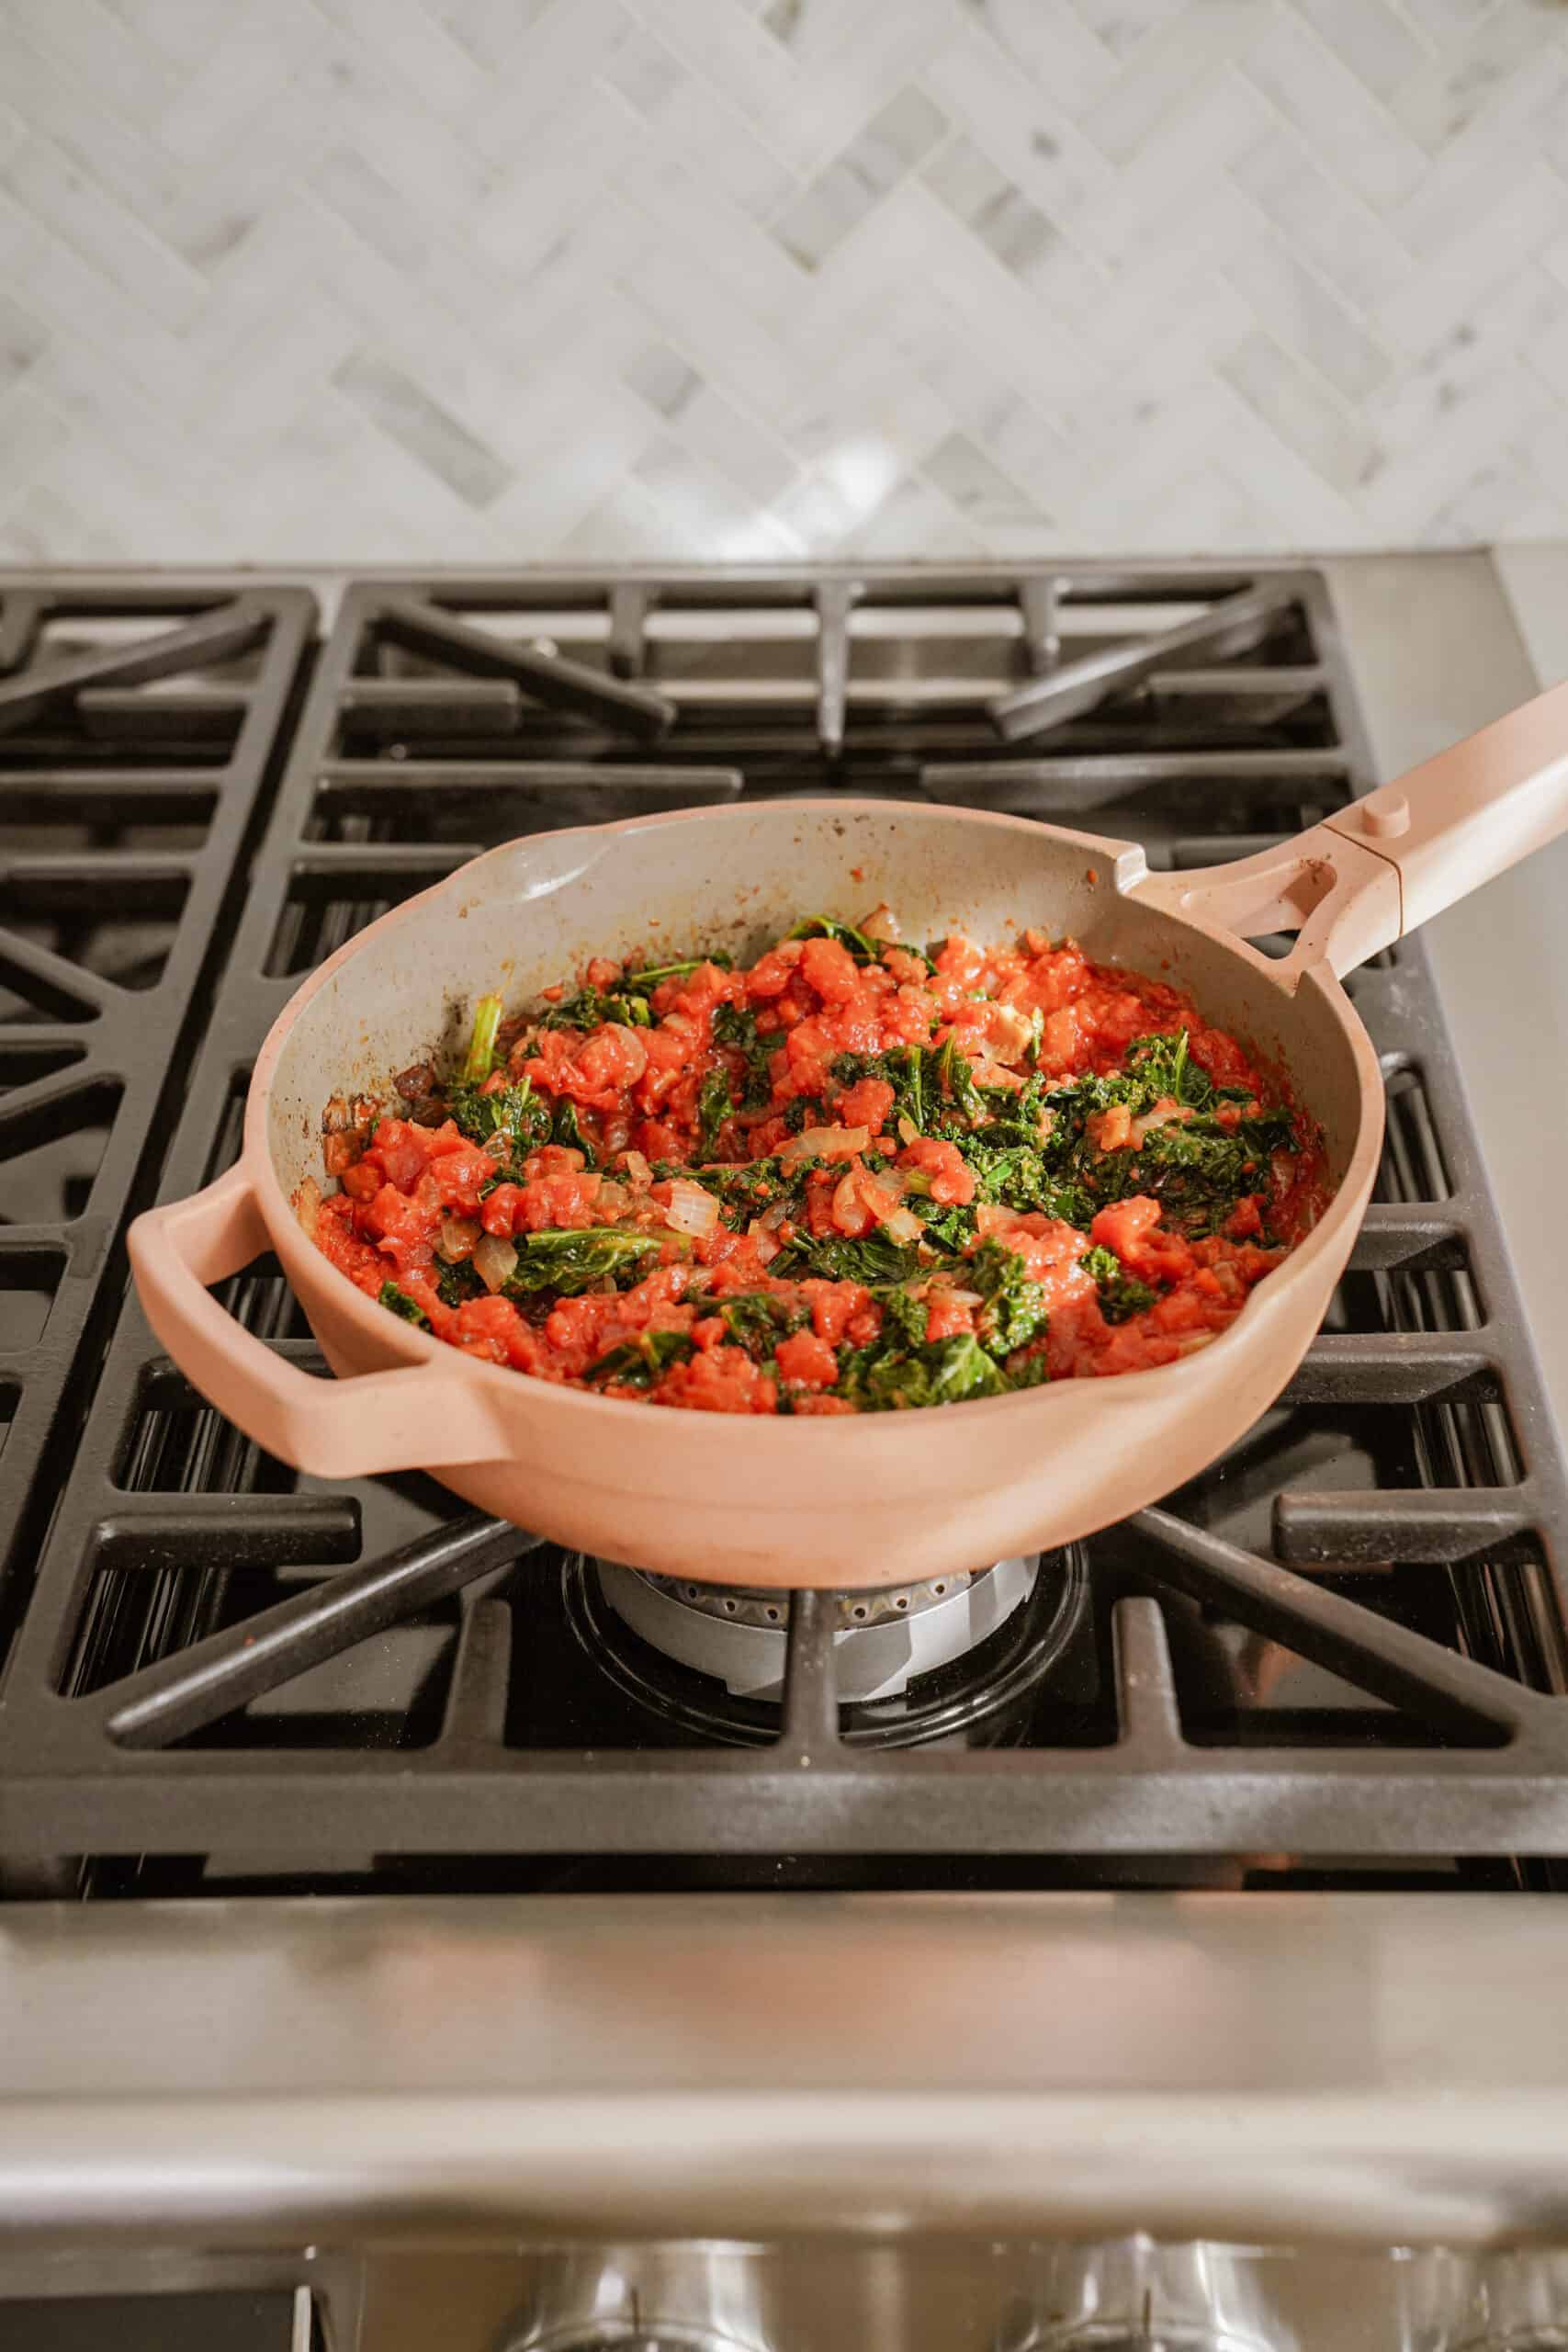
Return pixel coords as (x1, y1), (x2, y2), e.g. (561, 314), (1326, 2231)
(244, 797), (1384, 1438)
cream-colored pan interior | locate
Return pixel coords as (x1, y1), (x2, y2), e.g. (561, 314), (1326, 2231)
(264, 799), (1368, 1204)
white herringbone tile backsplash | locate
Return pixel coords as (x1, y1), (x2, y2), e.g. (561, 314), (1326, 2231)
(2, 0), (1567, 561)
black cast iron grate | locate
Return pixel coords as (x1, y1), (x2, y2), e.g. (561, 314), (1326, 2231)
(0, 584), (314, 1676)
(1, 564), (1565, 1895)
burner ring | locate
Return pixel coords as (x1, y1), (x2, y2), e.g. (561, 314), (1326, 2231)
(637, 1566), (998, 1634)
(562, 1547), (1089, 1749)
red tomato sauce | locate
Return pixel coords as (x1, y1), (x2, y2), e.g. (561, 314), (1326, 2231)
(300, 916), (1326, 1416)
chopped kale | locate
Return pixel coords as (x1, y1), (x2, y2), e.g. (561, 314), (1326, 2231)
(935, 1034), (986, 1125)
(623, 950), (734, 989)
(505, 1227), (662, 1295)
(979, 1069), (1052, 1145)
(586, 1329), (694, 1387)
(784, 913), (877, 961)
(876, 1283), (930, 1349)
(772, 1230), (925, 1285)
(434, 1260), (481, 1311)
(907, 1193), (978, 1254)
(692, 1155), (809, 1233)
(712, 1002), (776, 1109)
(839, 1330), (1010, 1412)
(551, 1098), (595, 1162)
(461, 992), (503, 1084)
(697, 1068), (734, 1158)
(446, 1075), (554, 1157)
(1122, 1028), (1211, 1110)
(378, 1279), (429, 1329)
(968, 1237), (1049, 1353)
(1079, 1242), (1158, 1323)
(717, 1291), (808, 1351)
(1091, 1118), (1281, 1240)
(538, 982), (653, 1032)
(831, 1042), (928, 1132)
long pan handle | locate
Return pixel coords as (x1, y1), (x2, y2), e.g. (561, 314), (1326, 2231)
(1133, 678), (1568, 982)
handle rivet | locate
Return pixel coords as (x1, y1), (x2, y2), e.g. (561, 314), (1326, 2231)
(1360, 786), (1410, 840)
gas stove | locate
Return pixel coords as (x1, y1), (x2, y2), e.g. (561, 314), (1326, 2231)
(5, 558), (1568, 2346)
(2, 560), (1564, 1894)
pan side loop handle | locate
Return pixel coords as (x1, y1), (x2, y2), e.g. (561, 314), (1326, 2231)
(1132, 677), (1568, 984)
(128, 1164), (513, 1478)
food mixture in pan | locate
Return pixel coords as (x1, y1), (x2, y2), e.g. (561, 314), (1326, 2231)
(300, 910), (1325, 1417)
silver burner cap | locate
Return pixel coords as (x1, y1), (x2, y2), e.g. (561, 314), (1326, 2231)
(593, 1556), (1040, 1701)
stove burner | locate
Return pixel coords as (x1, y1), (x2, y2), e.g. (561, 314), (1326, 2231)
(598, 1555), (1041, 1700)
(562, 1548), (1089, 1748)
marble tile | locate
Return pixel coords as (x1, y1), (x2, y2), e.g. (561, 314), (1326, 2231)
(1216, 326), (1382, 496)
(1238, 6), (1428, 213)
(1222, 226), (1390, 403)
(332, 349), (513, 508)
(4, 0), (1568, 561)
(773, 85), (946, 268)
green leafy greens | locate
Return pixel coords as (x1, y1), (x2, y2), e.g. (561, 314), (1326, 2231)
(504, 1227), (662, 1295)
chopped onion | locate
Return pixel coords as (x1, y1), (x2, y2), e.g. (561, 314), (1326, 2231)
(976, 1203), (1025, 1238)
(882, 1204), (924, 1243)
(663, 1178), (720, 1237)
(1129, 1101), (1192, 1148)
(859, 901), (901, 943)
(593, 1179), (629, 1215)
(781, 1124), (869, 1166)
(897, 1114), (919, 1147)
(622, 1150), (653, 1189)
(473, 1233), (518, 1293)
(296, 1177), (321, 1242)
(607, 1023), (649, 1080)
(985, 1002), (1035, 1060)
(759, 1196), (791, 1231)
(947, 1287), (984, 1307)
(437, 1215), (481, 1262)
(747, 1218), (781, 1264)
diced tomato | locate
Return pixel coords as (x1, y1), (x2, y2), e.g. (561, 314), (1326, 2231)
(803, 1279), (870, 1345)
(1090, 1196), (1193, 1286)
(896, 1136), (976, 1206)
(923, 1287), (975, 1340)
(431, 1144), (500, 1216)
(835, 1077), (895, 1136)
(364, 1182), (430, 1245)
(800, 935), (861, 1005)
(775, 1329), (839, 1387)
(479, 1182), (525, 1238)
(655, 1347), (778, 1415)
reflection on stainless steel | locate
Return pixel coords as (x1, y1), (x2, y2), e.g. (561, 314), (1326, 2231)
(1001, 2240), (1278, 2352)
(500, 2243), (772, 2352)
